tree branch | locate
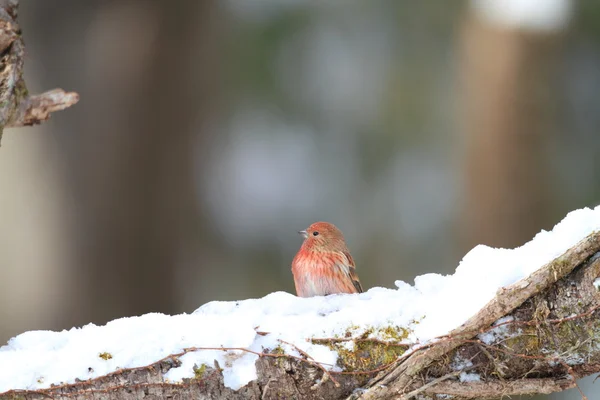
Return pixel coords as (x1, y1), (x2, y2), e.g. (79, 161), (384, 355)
(1, 231), (600, 399)
(356, 231), (600, 399)
(0, 0), (78, 144)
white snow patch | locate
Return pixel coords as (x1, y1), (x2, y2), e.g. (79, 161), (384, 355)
(1, 206), (600, 393)
(593, 278), (600, 291)
(478, 316), (515, 345)
(565, 354), (585, 366)
(472, 0), (573, 32)
(460, 372), (481, 383)
(452, 358), (473, 371)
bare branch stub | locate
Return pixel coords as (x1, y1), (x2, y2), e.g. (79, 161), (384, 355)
(0, 0), (78, 144)
(8, 89), (79, 128)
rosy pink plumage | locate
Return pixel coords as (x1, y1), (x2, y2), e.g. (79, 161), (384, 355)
(291, 222), (363, 297)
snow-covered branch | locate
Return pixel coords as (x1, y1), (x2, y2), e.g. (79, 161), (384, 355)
(0, 0), (78, 145)
(357, 230), (600, 399)
(1, 208), (600, 399)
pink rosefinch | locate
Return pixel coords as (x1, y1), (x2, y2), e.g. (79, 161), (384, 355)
(291, 221), (363, 297)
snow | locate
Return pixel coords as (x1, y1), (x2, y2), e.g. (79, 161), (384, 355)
(593, 277), (600, 291)
(451, 357), (473, 372)
(1, 206), (600, 393)
(472, 0), (573, 32)
(478, 316), (515, 345)
(459, 372), (481, 383)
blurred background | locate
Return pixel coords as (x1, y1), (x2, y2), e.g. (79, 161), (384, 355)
(1, 1), (599, 398)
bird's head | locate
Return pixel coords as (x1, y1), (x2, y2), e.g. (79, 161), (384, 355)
(298, 221), (347, 252)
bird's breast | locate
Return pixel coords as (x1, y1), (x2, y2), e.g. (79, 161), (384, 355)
(292, 251), (355, 297)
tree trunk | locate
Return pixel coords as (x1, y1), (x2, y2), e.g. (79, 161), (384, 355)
(20, 0), (224, 328)
(459, 9), (563, 250)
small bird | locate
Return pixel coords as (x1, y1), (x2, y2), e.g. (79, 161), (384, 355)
(291, 221), (363, 297)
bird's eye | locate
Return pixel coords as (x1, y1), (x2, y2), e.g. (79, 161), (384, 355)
(312, 231), (319, 236)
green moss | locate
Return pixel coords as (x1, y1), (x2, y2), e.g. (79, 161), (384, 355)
(98, 352), (113, 360)
(376, 325), (411, 341)
(502, 327), (540, 355)
(14, 80), (28, 100)
(270, 345), (285, 355)
(340, 323), (412, 341)
(269, 345), (288, 367)
(316, 324), (412, 372)
(334, 339), (407, 372)
(555, 321), (588, 350)
(193, 363), (208, 379)
(509, 318), (600, 359)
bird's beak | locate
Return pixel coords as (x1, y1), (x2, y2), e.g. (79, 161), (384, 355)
(298, 230), (308, 239)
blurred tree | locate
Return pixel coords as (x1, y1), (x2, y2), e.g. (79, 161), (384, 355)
(459, 2), (568, 250)
(21, 0), (224, 328)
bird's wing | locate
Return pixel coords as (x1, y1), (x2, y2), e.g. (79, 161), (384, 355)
(338, 251), (363, 293)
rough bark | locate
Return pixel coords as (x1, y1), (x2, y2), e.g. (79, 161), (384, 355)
(356, 231), (600, 399)
(2, 231), (600, 400)
(0, 0), (77, 145)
